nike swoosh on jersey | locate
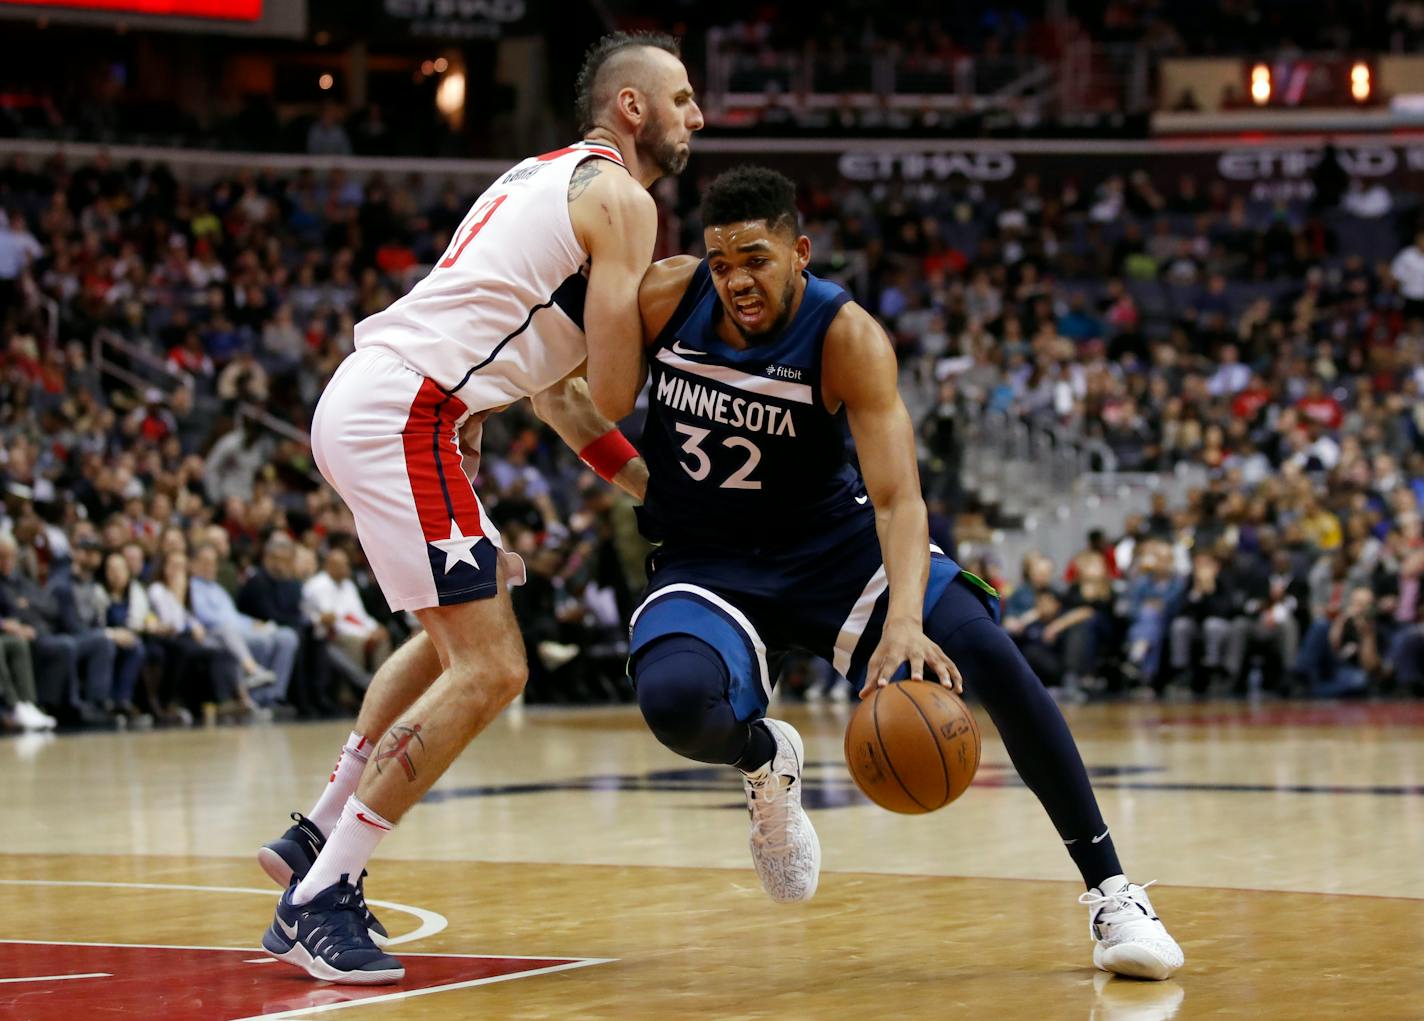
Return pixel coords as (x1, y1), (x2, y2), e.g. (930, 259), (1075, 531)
(670, 340), (704, 357)
(855, 495), (869, 505)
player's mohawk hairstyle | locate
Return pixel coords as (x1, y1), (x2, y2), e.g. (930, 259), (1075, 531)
(574, 31), (682, 135)
(700, 165), (800, 236)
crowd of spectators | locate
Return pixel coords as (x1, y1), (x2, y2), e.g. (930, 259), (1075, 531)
(1, 129), (1423, 730)
(814, 153), (1423, 701)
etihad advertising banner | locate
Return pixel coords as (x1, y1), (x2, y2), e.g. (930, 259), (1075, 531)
(0, 0), (262, 18)
(691, 140), (1424, 204)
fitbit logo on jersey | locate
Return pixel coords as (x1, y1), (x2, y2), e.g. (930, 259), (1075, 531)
(656, 376), (798, 437)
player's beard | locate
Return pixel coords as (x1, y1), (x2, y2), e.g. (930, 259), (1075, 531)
(728, 273), (798, 344)
(637, 110), (688, 177)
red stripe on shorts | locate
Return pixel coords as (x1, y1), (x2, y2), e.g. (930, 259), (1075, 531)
(400, 378), (483, 543)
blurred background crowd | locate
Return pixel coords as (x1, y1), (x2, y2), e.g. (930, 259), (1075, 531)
(0, 0), (1422, 733)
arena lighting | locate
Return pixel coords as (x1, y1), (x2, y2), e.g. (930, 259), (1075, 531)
(318, 73), (333, 90)
(1250, 63), (1271, 105)
(436, 70), (465, 116)
(1351, 62), (1371, 102)
(2, 0), (262, 19)
(433, 57), (448, 73)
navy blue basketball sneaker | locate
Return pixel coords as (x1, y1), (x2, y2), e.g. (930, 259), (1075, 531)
(259, 813), (388, 945)
(263, 874), (404, 984)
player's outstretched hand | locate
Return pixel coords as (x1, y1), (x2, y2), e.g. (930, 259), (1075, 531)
(861, 619), (963, 698)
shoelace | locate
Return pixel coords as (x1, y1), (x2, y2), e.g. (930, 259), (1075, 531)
(746, 773), (795, 854)
(1077, 880), (1157, 939)
(303, 888), (375, 959)
(355, 871), (382, 929)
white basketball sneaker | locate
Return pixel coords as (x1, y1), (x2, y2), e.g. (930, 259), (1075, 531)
(742, 718), (821, 903)
(1079, 876), (1184, 980)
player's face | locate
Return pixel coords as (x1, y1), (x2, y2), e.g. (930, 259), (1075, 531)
(636, 54), (702, 177)
(705, 221), (812, 341)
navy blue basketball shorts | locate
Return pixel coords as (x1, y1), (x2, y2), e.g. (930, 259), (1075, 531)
(628, 520), (999, 723)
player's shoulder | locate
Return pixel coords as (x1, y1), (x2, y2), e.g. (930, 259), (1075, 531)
(642, 255), (701, 296)
(822, 297), (896, 403)
(567, 155), (653, 211)
(824, 298), (889, 356)
(566, 157), (655, 251)
(639, 256), (703, 342)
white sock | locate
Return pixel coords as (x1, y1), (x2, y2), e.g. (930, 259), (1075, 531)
(307, 732), (370, 837)
(291, 795), (392, 905)
(1097, 873), (1129, 895)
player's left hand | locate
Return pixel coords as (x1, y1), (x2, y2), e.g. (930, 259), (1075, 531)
(861, 619), (963, 698)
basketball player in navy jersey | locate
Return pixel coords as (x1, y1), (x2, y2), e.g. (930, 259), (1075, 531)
(625, 166), (1183, 980)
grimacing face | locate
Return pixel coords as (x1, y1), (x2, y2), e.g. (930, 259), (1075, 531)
(704, 219), (811, 342)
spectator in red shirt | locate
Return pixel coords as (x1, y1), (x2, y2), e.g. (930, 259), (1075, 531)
(1232, 373), (1273, 422)
(1065, 530), (1121, 583)
(1296, 377), (1344, 430)
(129, 389), (176, 444)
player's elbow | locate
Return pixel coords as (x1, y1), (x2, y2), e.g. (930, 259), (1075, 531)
(529, 383), (568, 425)
(871, 488), (922, 521)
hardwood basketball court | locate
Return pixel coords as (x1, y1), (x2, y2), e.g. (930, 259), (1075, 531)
(4, 700), (1423, 1019)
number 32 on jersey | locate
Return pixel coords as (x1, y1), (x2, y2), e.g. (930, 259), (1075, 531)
(673, 423), (762, 490)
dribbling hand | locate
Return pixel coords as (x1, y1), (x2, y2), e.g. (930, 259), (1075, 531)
(860, 618), (963, 699)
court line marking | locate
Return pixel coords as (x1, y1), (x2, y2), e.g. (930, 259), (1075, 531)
(0, 972), (111, 984)
(0, 939), (616, 963)
(0, 880), (445, 947)
(227, 959), (614, 1021)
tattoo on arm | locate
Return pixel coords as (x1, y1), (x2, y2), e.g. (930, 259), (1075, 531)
(567, 159), (604, 201)
(374, 722), (425, 782)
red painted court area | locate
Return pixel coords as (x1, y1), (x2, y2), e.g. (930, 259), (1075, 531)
(0, 941), (592, 1020)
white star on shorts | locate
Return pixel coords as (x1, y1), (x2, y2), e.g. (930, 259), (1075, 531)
(429, 520), (482, 574)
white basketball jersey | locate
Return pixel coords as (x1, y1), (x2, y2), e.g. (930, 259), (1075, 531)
(354, 140), (626, 413)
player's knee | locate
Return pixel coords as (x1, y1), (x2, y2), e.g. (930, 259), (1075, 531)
(446, 651), (526, 707)
(488, 657), (528, 705)
(935, 615), (1035, 698)
(634, 637), (727, 750)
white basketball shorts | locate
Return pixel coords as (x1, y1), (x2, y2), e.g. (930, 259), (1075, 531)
(310, 347), (526, 613)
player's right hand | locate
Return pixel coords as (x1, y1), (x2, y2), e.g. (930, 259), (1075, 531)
(861, 619), (964, 698)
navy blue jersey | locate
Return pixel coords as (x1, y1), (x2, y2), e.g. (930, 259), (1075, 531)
(636, 263), (865, 549)
(627, 263), (991, 707)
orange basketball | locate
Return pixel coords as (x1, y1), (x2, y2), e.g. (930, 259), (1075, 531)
(843, 680), (981, 814)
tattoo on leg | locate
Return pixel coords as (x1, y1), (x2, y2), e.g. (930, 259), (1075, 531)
(374, 723), (425, 782)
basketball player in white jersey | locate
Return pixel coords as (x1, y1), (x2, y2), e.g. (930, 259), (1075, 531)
(259, 32), (703, 983)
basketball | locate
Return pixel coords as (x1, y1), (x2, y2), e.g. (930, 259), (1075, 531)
(844, 680), (981, 814)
